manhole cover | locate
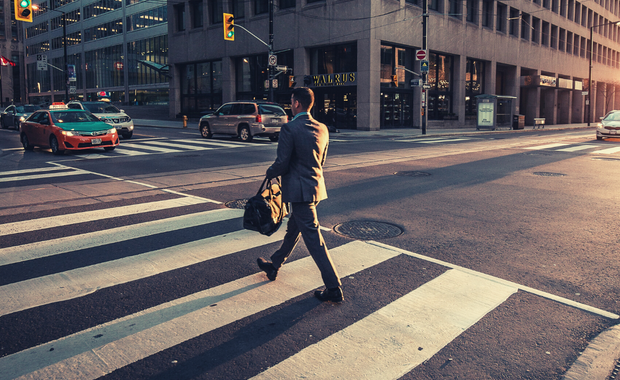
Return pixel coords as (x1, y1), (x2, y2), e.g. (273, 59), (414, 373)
(333, 221), (403, 240)
(394, 171), (431, 177)
(533, 172), (566, 177)
(225, 199), (248, 209)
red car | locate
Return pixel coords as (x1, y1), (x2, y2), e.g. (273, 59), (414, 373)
(20, 104), (120, 155)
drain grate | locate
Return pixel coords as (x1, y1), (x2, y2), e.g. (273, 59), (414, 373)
(607, 357), (620, 379)
(394, 171), (431, 177)
(533, 172), (566, 177)
(225, 199), (248, 209)
(333, 220), (403, 240)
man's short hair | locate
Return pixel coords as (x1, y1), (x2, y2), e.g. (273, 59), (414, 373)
(292, 87), (314, 110)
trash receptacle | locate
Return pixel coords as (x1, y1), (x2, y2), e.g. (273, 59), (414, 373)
(513, 114), (525, 130)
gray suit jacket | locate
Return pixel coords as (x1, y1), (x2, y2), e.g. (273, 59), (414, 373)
(266, 113), (329, 203)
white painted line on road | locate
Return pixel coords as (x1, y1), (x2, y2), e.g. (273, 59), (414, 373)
(593, 146), (620, 154)
(116, 144), (182, 154)
(0, 170), (88, 183)
(114, 148), (151, 156)
(162, 188), (222, 204)
(524, 143), (570, 150)
(0, 167), (66, 177)
(137, 140), (211, 151)
(415, 138), (472, 144)
(555, 145), (597, 152)
(0, 241), (399, 380)
(0, 208), (243, 266)
(368, 241), (620, 320)
(0, 197), (209, 236)
(174, 138), (247, 148)
(251, 269), (517, 380)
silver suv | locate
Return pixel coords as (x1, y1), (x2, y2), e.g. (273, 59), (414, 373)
(67, 101), (134, 139)
(199, 101), (288, 142)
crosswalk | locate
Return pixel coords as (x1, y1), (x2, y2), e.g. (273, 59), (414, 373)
(525, 142), (620, 154)
(1, 172), (618, 379)
(394, 137), (474, 144)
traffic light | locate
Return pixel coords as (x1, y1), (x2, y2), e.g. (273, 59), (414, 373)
(15, 0), (33, 22)
(289, 75), (296, 88)
(391, 74), (398, 87)
(223, 13), (234, 41)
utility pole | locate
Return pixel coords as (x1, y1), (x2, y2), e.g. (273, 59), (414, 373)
(62, 11), (68, 103)
(421, 0), (428, 135)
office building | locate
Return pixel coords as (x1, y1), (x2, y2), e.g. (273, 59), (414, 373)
(23, 0), (169, 106)
(169, 0), (620, 130)
(0, 0), (25, 106)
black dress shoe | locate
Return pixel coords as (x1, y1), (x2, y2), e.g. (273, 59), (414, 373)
(257, 257), (278, 281)
(314, 287), (344, 302)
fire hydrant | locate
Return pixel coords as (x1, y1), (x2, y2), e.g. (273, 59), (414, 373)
(183, 115), (188, 128)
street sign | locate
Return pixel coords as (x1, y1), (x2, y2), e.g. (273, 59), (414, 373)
(268, 55), (277, 66)
(582, 91), (588, 96)
(411, 79), (421, 87)
(67, 64), (76, 82)
(69, 86), (76, 94)
(36, 54), (47, 71)
(420, 60), (429, 72)
(416, 50), (427, 61)
(276, 65), (287, 72)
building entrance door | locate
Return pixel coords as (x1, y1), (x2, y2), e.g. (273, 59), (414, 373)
(312, 87), (357, 129)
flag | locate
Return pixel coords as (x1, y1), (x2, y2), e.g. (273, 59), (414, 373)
(1, 56), (16, 67)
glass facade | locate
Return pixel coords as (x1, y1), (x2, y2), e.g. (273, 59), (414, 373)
(236, 50), (294, 104)
(85, 45), (124, 88)
(427, 52), (453, 120)
(127, 35), (168, 86)
(465, 58), (485, 116)
(126, 6), (167, 31)
(181, 60), (222, 114)
(379, 44), (414, 127)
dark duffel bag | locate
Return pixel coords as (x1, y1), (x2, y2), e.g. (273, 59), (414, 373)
(243, 177), (288, 236)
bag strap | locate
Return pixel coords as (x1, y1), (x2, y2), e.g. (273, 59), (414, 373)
(257, 177), (281, 196)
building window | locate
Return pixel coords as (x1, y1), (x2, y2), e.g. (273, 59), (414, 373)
(230, 0), (245, 18)
(428, 0), (440, 12)
(181, 60), (223, 113)
(509, 8), (519, 36)
(521, 13), (530, 40)
(83, 0), (121, 19)
(175, 3), (185, 31)
(126, 6), (167, 32)
(210, 0), (223, 24)
(191, 0), (203, 28)
(85, 44), (124, 88)
(280, 0), (295, 9)
(542, 21), (549, 46)
(405, 0), (419, 5)
(255, 0), (268, 15)
(532, 17), (540, 43)
(496, 3), (507, 33)
(310, 43), (357, 75)
(466, 58), (484, 116)
(466, 0), (477, 23)
(566, 31), (573, 53)
(481, 0), (492, 27)
(83, 20), (122, 42)
(427, 52), (453, 120)
(127, 35), (168, 86)
(449, 0), (460, 18)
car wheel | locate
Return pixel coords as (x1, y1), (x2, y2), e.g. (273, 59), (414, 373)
(597, 135), (604, 140)
(200, 123), (213, 138)
(238, 125), (252, 142)
(50, 135), (64, 155)
(122, 131), (133, 139)
(269, 134), (279, 142)
(21, 133), (34, 151)
(104, 146), (116, 151)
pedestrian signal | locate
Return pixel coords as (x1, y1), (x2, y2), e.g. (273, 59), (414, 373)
(391, 75), (398, 87)
(223, 13), (234, 41)
(15, 0), (33, 22)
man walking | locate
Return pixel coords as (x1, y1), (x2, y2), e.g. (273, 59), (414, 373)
(256, 87), (343, 302)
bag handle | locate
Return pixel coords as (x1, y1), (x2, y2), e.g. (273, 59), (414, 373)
(257, 177), (281, 196)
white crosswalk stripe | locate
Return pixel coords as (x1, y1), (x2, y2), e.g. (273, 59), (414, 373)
(524, 142), (620, 155)
(396, 137), (473, 144)
(0, 166), (88, 183)
(0, 195), (615, 380)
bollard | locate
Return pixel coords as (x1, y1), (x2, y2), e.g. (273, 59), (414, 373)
(183, 115), (188, 128)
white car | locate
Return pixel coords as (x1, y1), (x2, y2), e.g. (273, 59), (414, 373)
(67, 101), (134, 139)
(596, 110), (620, 140)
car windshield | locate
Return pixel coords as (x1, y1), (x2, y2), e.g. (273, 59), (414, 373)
(18, 105), (40, 113)
(83, 103), (120, 114)
(51, 111), (101, 123)
(604, 112), (620, 122)
(259, 105), (286, 116)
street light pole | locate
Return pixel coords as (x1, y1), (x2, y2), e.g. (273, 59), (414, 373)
(62, 11), (68, 103)
(588, 20), (620, 126)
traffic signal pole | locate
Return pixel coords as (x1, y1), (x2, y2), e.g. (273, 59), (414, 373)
(268, 0), (274, 102)
(422, 0), (428, 135)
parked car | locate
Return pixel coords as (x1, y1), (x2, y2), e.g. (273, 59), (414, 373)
(66, 100), (134, 139)
(199, 101), (288, 142)
(1, 104), (41, 130)
(20, 103), (119, 155)
(596, 110), (620, 140)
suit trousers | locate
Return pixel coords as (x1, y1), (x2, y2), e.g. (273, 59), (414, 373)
(270, 202), (341, 289)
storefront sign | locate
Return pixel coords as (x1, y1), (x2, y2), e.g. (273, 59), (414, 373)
(558, 78), (572, 89)
(311, 72), (356, 87)
(520, 75), (557, 87)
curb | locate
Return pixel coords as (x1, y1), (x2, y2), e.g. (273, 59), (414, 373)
(564, 324), (620, 380)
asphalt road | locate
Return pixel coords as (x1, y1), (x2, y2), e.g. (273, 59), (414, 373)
(0, 125), (618, 380)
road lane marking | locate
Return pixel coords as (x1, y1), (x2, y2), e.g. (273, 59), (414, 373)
(174, 138), (247, 148)
(134, 140), (211, 151)
(0, 197), (209, 236)
(555, 145), (597, 152)
(1, 241), (399, 380)
(524, 143), (570, 150)
(251, 269), (517, 380)
(594, 146), (620, 154)
(0, 208), (243, 266)
(0, 168), (88, 182)
(368, 241), (619, 320)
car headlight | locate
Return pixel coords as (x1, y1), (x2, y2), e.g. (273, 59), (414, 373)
(19, 116), (26, 121)
(107, 128), (116, 134)
(61, 130), (77, 136)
